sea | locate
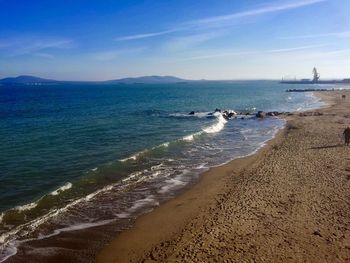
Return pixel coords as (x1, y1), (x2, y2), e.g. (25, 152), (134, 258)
(0, 81), (323, 262)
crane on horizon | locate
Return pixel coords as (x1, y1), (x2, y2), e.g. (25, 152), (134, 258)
(312, 67), (320, 82)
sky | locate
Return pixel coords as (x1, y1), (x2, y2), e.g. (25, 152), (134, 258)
(0, 0), (350, 80)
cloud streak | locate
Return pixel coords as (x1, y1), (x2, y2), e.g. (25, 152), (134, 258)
(90, 47), (145, 61)
(279, 31), (350, 39)
(115, 0), (326, 41)
(161, 31), (224, 52)
(181, 44), (328, 61)
(115, 29), (178, 41)
(189, 0), (326, 27)
(0, 37), (74, 57)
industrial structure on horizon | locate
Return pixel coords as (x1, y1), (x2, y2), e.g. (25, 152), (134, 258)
(281, 67), (350, 84)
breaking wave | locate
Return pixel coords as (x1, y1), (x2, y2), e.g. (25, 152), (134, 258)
(50, 182), (72, 196)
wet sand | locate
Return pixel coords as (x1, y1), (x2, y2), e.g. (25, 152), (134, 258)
(97, 91), (350, 262)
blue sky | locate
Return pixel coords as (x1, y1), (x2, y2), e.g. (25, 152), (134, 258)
(0, 0), (349, 80)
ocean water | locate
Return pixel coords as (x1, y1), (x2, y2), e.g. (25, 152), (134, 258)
(0, 81), (322, 261)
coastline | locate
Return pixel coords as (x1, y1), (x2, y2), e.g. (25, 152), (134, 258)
(97, 90), (350, 262)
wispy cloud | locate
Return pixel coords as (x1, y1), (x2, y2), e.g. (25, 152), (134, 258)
(181, 44), (327, 61)
(34, 53), (55, 59)
(115, 0), (326, 41)
(321, 48), (350, 55)
(90, 47), (145, 61)
(115, 29), (178, 41)
(161, 31), (224, 52)
(189, 0), (326, 28)
(266, 44), (328, 53)
(279, 31), (350, 39)
(0, 37), (74, 57)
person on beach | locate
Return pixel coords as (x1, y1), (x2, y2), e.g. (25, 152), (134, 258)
(343, 126), (350, 146)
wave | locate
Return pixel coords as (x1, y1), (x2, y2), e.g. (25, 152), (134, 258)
(0, 110), (231, 262)
(121, 112), (228, 162)
(182, 131), (202, 142)
(202, 114), (227, 134)
(120, 141), (171, 162)
(14, 201), (38, 212)
(181, 112), (228, 141)
(158, 172), (188, 194)
(1, 182), (74, 222)
(34, 219), (116, 241)
(0, 182), (74, 224)
(50, 182), (72, 196)
(0, 179), (126, 262)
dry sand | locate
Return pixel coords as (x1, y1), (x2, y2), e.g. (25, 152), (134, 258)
(97, 91), (350, 263)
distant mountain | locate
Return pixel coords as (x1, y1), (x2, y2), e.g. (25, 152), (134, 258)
(0, 75), (57, 85)
(0, 75), (189, 85)
(105, 75), (188, 84)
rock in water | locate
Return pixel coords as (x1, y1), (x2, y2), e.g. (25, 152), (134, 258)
(256, 111), (266, 118)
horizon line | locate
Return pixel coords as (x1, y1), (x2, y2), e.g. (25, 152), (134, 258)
(1, 74), (350, 83)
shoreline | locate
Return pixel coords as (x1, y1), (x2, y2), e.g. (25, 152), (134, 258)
(97, 90), (350, 262)
(97, 128), (287, 262)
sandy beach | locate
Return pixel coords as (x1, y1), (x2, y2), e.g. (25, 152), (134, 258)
(97, 90), (350, 262)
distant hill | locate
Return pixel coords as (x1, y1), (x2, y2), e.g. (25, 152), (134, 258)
(105, 75), (188, 84)
(0, 75), (57, 85)
(0, 75), (189, 85)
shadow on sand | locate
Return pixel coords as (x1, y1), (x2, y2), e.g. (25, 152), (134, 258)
(310, 144), (344, 150)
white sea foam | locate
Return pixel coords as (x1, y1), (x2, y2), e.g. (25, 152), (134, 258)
(158, 170), (189, 195)
(158, 178), (187, 194)
(0, 179), (123, 260)
(160, 142), (170, 147)
(122, 171), (143, 183)
(120, 111), (227, 162)
(85, 185), (114, 201)
(35, 219), (116, 240)
(115, 212), (130, 218)
(119, 154), (139, 162)
(151, 163), (163, 171)
(0, 243), (17, 263)
(202, 114), (227, 134)
(50, 182), (72, 196)
(241, 128), (253, 134)
(115, 195), (159, 219)
(182, 134), (195, 141)
(194, 112), (212, 118)
(127, 195), (159, 213)
(14, 201), (38, 212)
(196, 163), (208, 169)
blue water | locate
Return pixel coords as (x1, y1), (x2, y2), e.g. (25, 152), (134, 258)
(0, 81), (322, 261)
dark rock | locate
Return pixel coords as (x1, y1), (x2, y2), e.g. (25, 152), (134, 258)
(189, 111), (195, 115)
(214, 108), (221, 113)
(221, 110), (229, 120)
(256, 111), (266, 118)
(267, 111), (280, 116)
